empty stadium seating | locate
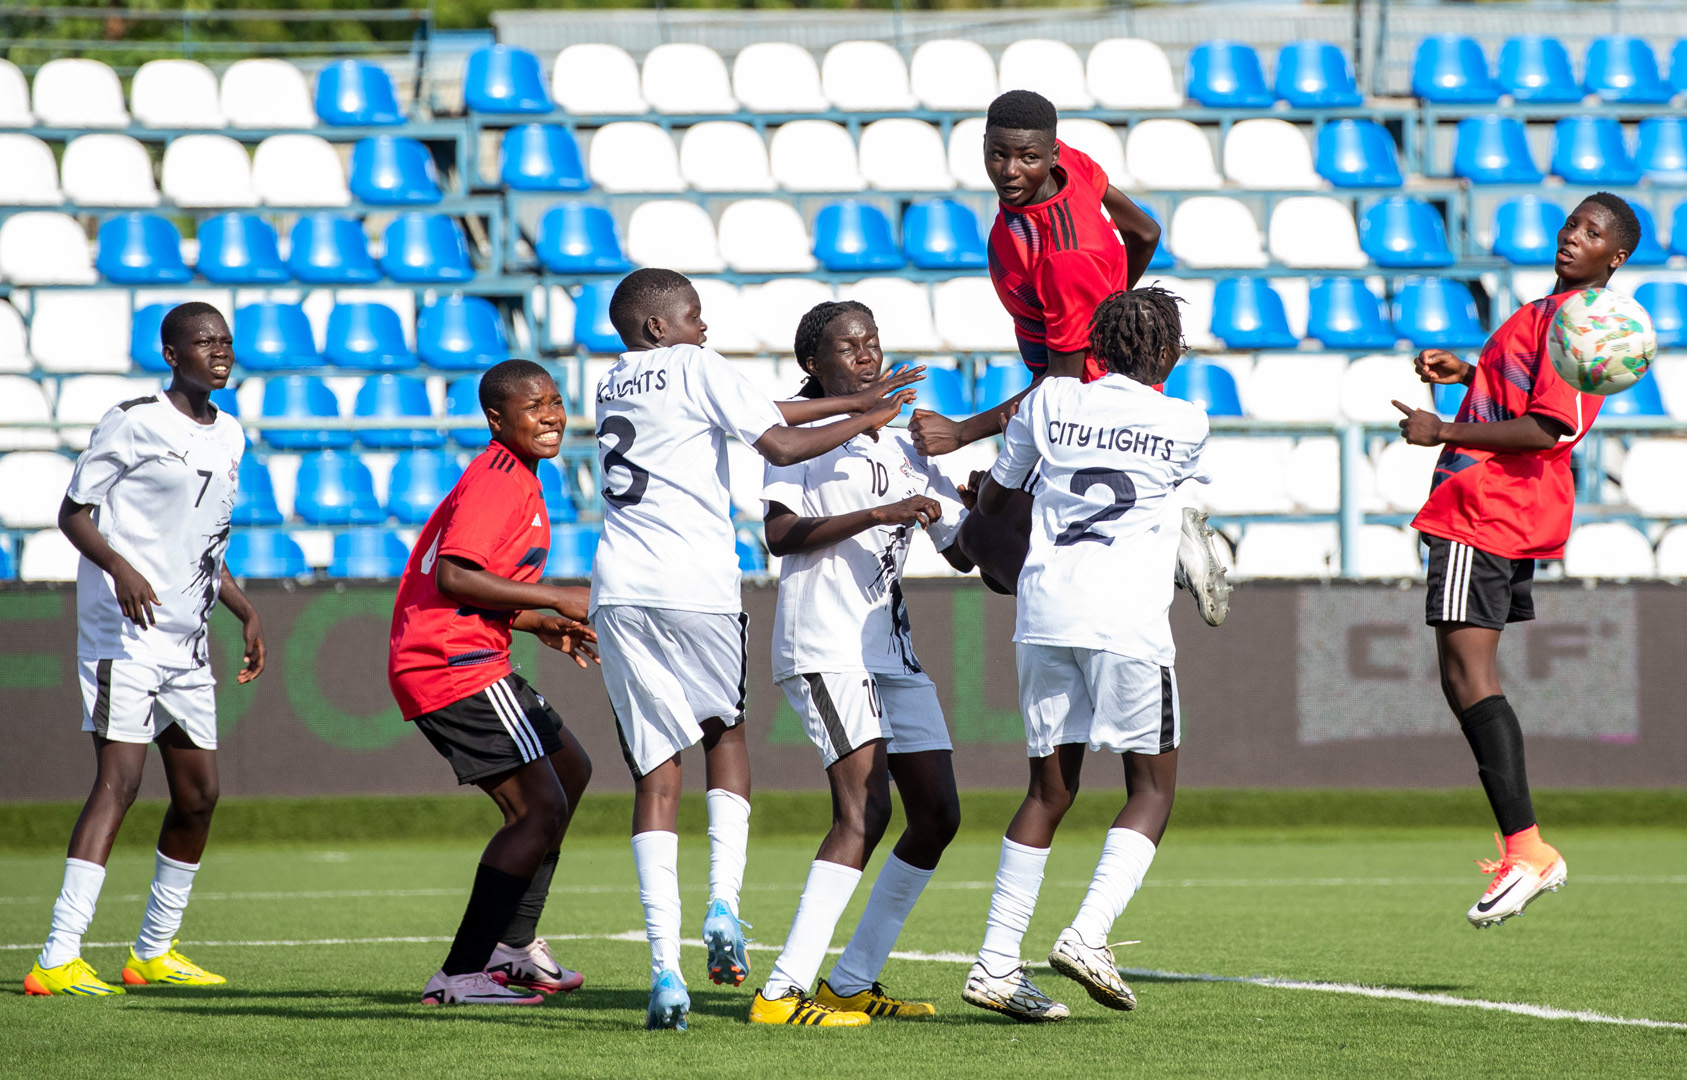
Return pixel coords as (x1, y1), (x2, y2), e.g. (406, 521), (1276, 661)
(1412, 35), (1499, 103)
(355, 375), (442, 448)
(417, 296), (509, 369)
(329, 528), (410, 578)
(465, 44), (553, 114)
(552, 44), (646, 114)
(1359, 197), (1455, 269)
(315, 60), (405, 126)
(1497, 36), (1581, 103)
(226, 530), (309, 579)
(1186, 41), (1273, 108)
(902, 199), (987, 270)
(1551, 116), (1640, 185)
(502, 125), (590, 191)
(1276, 40), (1363, 107)
(236, 302), (319, 371)
(381, 213), (474, 282)
(1583, 35), (1671, 104)
(1492, 196), (1564, 265)
(1637, 118), (1687, 183)
(350, 136), (443, 204)
(1454, 116), (1543, 184)
(95, 214), (191, 285)
(537, 203), (631, 273)
(1315, 119), (1403, 188)
(814, 202), (903, 273)
(733, 42), (827, 113)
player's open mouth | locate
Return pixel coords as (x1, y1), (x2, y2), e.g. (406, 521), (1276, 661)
(534, 430), (560, 445)
(210, 364), (230, 376)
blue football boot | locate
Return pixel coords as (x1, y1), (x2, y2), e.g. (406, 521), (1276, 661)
(701, 897), (751, 987)
(646, 968), (690, 1031)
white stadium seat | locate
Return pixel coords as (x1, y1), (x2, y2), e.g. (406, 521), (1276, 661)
(131, 59), (225, 128)
(1355, 525), (1424, 579)
(1088, 39), (1182, 109)
(1057, 119), (1132, 189)
(825, 41), (917, 111)
(743, 278), (835, 352)
(0, 135), (63, 206)
(859, 119), (953, 191)
(1125, 120), (1222, 189)
(625, 200), (723, 272)
(1169, 197), (1267, 268)
(679, 122), (775, 192)
(0, 301), (30, 375)
(1563, 522), (1655, 579)
(733, 42), (827, 113)
(1234, 522), (1338, 579)
(947, 118), (993, 191)
(0, 377), (54, 450)
(533, 285), (576, 352)
(838, 278), (941, 352)
(221, 59), (316, 128)
(1374, 438), (1440, 512)
(1223, 119), (1322, 189)
(0, 57), (32, 125)
(689, 279), (760, 354)
(1340, 353), (1431, 422)
(552, 44), (647, 115)
(933, 277), (1017, 352)
(1653, 525), (1687, 577)
(718, 200), (815, 273)
(0, 453), (75, 528)
(32, 58), (128, 127)
(253, 134), (350, 206)
(588, 123), (684, 193)
(1269, 197), (1367, 269)
(60, 134), (160, 208)
(54, 375), (160, 449)
(909, 40), (996, 111)
(32, 291), (132, 375)
(21, 529), (81, 582)
(0, 213), (96, 285)
(1283, 437), (1378, 513)
(769, 120), (864, 192)
(1155, 277), (1218, 350)
(1245, 353), (1346, 421)
(1274, 278), (1310, 339)
(1618, 439), (1687, 516)
(1192, 437), (1294, 514)
(641, 43), (737, 115)
(999, 39), (1094, 110)
(162, 135), (258, 208)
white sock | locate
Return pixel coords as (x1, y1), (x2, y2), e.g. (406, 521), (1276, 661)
(631, 830), (682, 986)
(826, 854), (934, 996)
(39, 858), (106, 970)
(762, 860), (862, 999)
(1068, 828), (1158, 947)
(134, 851), (201, 961)
(976, 838), (1049, 976)
(706, 788), (751, 918)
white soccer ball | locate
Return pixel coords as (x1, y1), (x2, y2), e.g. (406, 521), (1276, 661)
(1545, 286), (1657, 396)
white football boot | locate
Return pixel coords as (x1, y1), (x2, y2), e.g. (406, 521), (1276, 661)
(1467, 837), (1568, 928)
(961, 962), (1070, 1023)
(1174, 507), (1231, 627)
(1047, 929), (1137, 1011)
(422, 969), (545, 1005)
(487, 938), (584, 993)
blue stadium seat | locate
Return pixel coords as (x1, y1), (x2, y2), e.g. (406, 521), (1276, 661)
(329, 528), (410, 578)
(196, 212), (287, 285)
(904, 365), (968, 419)
(1186, 41), (1274, 107)
(225, 531), (308, 579)
(1433, 381), (1468, 419)
(1671, 204), (1687, 259)
(1599, 370), (1667, 418)
(902, 199), (988, 270)
(131, 304), (171, 373)
(1637, 118), (1687, 184)
(1584, 35), (1671, 104)
(1359, 197), (1455, 269)
(231, 455), (283, 526)
(574, 282), (625, 354)
(1551, 116), (1640, 185)
(1392, 278), (1487, 350)
(325, 303), (417, 370)
(349, 136), (443, 205)
(502, 124), (589, 192)
(1412, 35), (1499, 103)
(545, 524), (600, 579)
(1314, 119), (1403, 188)
(387, 449), (464, 524)
(96, 214), (191, 285)
(736, 534), (767, 574)
(536, 202), (632, 274)
(1274, 40), (1362, 107)
(1164, 359), (1243, 416)
(1141, 204), (1173, 270)
(294, 450), (383, 524)
(0, 534), (15, 582)
(235, 302), (320, 372)
(1491, 196), (1565, 266)
(1307, 277), (1397, 350)
(354, 374), (444, 449)
(814, 201), (905, 273)
(1634, 282), (1687, 349)
(417, 296), (509, 370)
(211, 387), (239, 416)
(1624, 201), (1669, 267)
(538, 458), (579, 524)
(1453, 116), (1542, 184)
(446, 375), (491, 449)
(1673, 40), (1687, 97)
(314, 59), (405, 126)
(262, 376), (352, 450)
(287, 214), (380, 285)
(977, 362), (1033, 408)
(1210, 277), (1298, 350)
(464, 45), (553, 114)
(381, 213), (474, 283)
(1496, 36), (1582, 103)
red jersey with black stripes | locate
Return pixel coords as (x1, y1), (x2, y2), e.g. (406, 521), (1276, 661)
(388, 443), (551, 718)
(987, 142), (1129, 382)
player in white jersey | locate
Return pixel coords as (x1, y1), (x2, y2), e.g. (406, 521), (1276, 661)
(25, 303), (266, 998)
(590, 269), (919, 1030)
(749, 301), (970, 1027)
(959, 287), (1208, 1022)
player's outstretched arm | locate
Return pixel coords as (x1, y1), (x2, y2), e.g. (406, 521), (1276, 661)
(58, 496), (160, 627)
(763, 497), (942, 557)
(512, 609), (599, 669)
(775, 365), (926, 426)
(217, 567), (266, 683)
(754, 388), (916, 466)
(1392, 400), (1565, 451)
(435, 555), (589, 619)
(1413, 349), (1476, 386)
(1102, 186), (1162, 290)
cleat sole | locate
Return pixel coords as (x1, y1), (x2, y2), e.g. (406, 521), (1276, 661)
(1047, 951), (1137, 1012)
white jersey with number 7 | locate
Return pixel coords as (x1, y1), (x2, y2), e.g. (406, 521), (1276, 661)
(989, 373), (1209, 666)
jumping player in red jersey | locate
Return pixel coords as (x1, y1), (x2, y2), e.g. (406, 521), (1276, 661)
(1390, 192), (1640, 928)
(388, 359), (599, 1004)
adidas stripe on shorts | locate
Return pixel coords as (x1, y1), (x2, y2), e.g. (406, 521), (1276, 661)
(777, 670), (953, 769)
(1422, 534), (1535, 631)
(1015, 644), (1180, 759)
(411, 673), (565, 785)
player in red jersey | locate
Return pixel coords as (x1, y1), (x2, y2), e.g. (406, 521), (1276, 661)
(1390, 192), (1640, 928)
(388, 359), (599, 1004)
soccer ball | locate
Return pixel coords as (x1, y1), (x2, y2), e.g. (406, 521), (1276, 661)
(1546, 287), (1657, 396)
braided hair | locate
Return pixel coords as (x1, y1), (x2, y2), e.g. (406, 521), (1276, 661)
(1087, 286), (1187, 383)
(792, 300), (874, 398)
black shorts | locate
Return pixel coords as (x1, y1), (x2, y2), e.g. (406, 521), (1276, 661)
(412, 673), (566, 785)
(1422, 535), (1535, 630)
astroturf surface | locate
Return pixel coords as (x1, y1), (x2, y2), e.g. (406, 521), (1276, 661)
(4, 823), (1684, 1080)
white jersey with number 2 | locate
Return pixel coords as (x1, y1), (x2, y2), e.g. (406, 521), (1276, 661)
(990, 373), (1208, 666)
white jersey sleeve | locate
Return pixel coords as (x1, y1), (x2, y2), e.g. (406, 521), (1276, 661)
(694, 350), (784, 448)
(990, 395), (1045, 492)
(911, 451), (967, 552)
(66, 407), (141, 508)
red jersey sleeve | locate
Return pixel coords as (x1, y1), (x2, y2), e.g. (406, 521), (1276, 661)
(435, 465), (532, 568)
(1036, 249), (1116, 355)
(1057, 142), (1109, 198)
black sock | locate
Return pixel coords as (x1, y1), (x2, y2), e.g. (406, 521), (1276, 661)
(441, 863), (531, 976)
(1458, 695), (1537, 836)
(500, 850), (559, 950)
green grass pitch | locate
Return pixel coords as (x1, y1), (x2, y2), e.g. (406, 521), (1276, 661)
(3, 813), (1684, 1079)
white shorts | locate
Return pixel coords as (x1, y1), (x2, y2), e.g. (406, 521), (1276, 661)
(596, 605), (748, 779)
(778, 670), (953, 769)
(1015, 643), (1180, 759)
(78, 659), (219, 750)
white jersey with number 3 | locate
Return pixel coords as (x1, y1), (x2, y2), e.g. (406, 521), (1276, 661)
(990, 373), (1208, 665)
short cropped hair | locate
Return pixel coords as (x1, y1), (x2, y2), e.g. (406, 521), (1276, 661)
(478, 358), (554, 413)
(985, 90), (1057, 135)
(1088, 286), (1187, 382)
(1581, 191), (1642, 256)
(609, 267), (694, 344)
(792, 300), (874, 398)
(160, 301), (226, 351)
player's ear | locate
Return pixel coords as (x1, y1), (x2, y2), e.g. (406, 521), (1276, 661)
(484, 405), (503, 436)
(644, 313), (665, 347)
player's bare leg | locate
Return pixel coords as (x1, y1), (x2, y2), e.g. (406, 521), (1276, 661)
(66, 736), (149, 866)
(698, 718), (755, 987)
(886, 750), (961, 871)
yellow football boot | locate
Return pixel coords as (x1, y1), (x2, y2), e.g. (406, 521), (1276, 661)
(24, 957), (124, 996)
(748, 986), (871, 1026)
(815, 979), (935, 1018)
(122, 942), (226, 986)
